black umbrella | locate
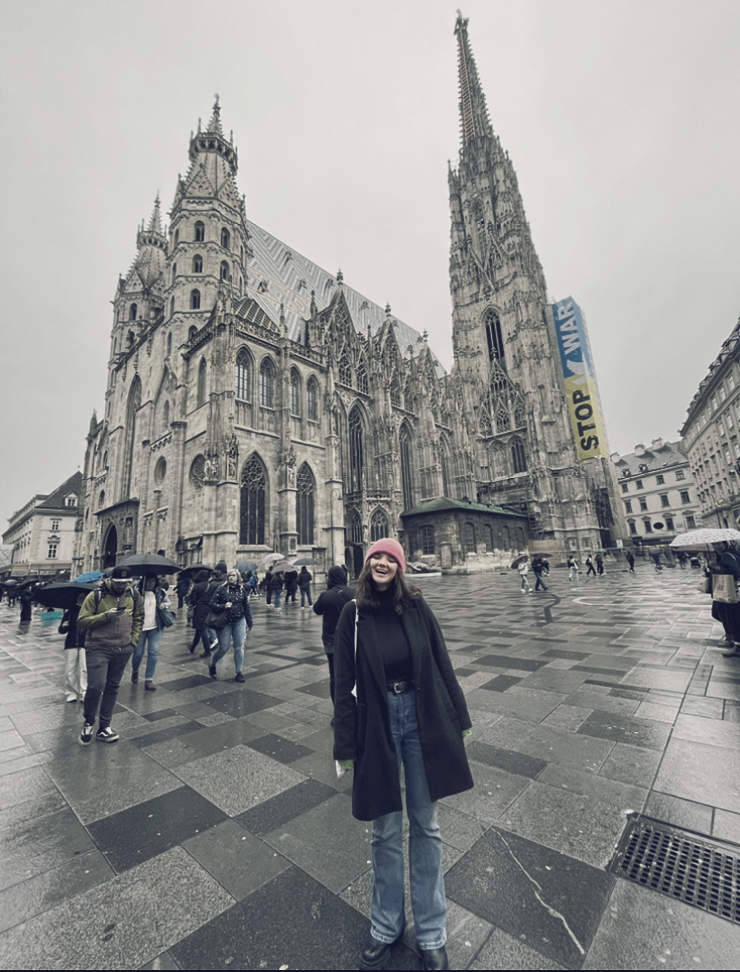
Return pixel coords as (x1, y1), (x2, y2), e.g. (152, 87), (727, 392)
(178, 563), (212, 580)
(34, 582), (98, 610)
(116, 553), (181, 576)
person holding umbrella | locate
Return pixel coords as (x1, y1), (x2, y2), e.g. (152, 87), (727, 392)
(131, 575), (171, 690)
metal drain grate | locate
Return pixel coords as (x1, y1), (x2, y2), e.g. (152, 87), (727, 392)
(609, 815), (739, 924)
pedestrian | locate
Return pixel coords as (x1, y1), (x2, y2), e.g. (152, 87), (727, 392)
(208, 568), (253, 682)
(246, 570), (258, 597)
(267, 569), (283, 609)
(711, 542), (740, 658)
(77, 566), (144, 744)
(625, 550), (635, 573)
(567, 555), (579, 581)
(585, 555), (596, 577)
(284, 569), (298, 604)
(176, 572), (191, 611)
(519, 561), (531, 592)
(298, 566), (313, 607)
(188, 570), (218, 656)
(595, 553), (604, 575)
(19, 586), (33, 623)
(532, 557), (548, 592)
(131, 575), (171, 690)
(313, 565), (354, 704)
(59, 594), (87, 703)
(333, 538), (473, 972)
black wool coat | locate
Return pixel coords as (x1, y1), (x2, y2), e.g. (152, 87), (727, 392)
(333, 595), (473, 821)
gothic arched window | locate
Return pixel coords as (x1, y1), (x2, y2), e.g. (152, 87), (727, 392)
(240, 453), (267, 544)
(129, 303), (137, 321)
(189, 454), (206, 489)
(235, 347), (252, 401)
(338, 348), (351, 386)
(172, 264), (177, 285)
(370, 508), (389, 542)
(166, 332), (172, 356)
(348, 406), (364, 492)
(170, 296), (174, 317)
(464, 521), (476, 553)
(390, 374), (401, 408)
(349, 509), (363, 544)
(511, 437), (527, 473)
(400, 424), (414, 511)
(307, 377), (319, 421)
(188, 325), (198, 341)
(484, 309), (505, 368)
(441, 446), (450, 497)
(221, 227), (230, 249)
(220, 260), (230, 281)
(260, 357), (275, 408)
(421, 524), (435, 554)
(161, 400), (169, 432)
(290, 368), (301, 416)
(197, 357), (207, 407)
(356, 354), (368, 394)
(190, 289), (201, 310)
(194, 221), (205, 242)
(192, 254), (203, 273)
(122, 375), (141, 500)
(296, 463), (315, 545)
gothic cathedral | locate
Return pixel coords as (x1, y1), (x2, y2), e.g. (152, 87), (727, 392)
(76, 14), (616, 577)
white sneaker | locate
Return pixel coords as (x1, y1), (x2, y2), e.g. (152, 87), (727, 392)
(66, 693), (77, 703)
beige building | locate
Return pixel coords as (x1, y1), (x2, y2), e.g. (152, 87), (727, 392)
(75, 14), (620, 577)
(681, 319), (740, 528)
(2, 473), (82, 576)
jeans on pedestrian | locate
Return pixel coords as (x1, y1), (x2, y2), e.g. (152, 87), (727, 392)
(64, 648), (87, 699)
(83, 647), (131, 729)
(133, 627), (162, 680)
(370, 689), (446, 951)
(534, 574), (547, 591)
(212, 617), (246, 674)
(300, 587), (312, 606)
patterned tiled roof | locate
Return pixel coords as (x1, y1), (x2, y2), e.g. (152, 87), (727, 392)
(244, 220), (446, 377)
(35, 472), (83, 511)
(612, 440), (687, 474)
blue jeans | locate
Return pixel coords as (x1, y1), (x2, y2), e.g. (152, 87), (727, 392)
(212, 617), (246, 674)
(133, 627), (162, 679)
(370, 689), (446, 950)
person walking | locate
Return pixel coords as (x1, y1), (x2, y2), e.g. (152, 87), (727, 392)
(266, 569), (283, 609)
(209, 569), (253, 682)
(176, 572), (191, 611)
(532, 557), (548, 592)
(19, 586), (33, 623)
(712, 542), (740, 658)
(519, 561), (531, 593)
(77, 567), (143, 744)
(625, 550), (635, 574)
(333, 539), (472, 972)
(284, 569), (298, 605)
(595, 553), (604, 575)
(59, 594), (87, 703)
(567, 555), (579, 582)
(313, 565), (354, 704)
(585, 555), (596, 577)
(298, 566), (313, 607)
(131, 575), (170, 690)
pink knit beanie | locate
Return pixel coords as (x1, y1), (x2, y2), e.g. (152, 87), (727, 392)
(365, 538), (406, 573)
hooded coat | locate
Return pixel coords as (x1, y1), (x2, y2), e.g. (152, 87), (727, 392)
(333, 594), (473, 821)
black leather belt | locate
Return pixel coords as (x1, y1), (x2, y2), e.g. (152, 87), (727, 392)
(386, 679), (412, 694)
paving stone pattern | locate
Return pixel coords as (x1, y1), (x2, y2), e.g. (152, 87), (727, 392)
(0, 567), (738, 969)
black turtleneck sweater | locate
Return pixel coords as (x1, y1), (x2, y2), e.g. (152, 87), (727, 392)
(372, 589), (412, 682)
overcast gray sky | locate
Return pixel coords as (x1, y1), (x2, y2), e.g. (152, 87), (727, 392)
(2, 0), (740, 525)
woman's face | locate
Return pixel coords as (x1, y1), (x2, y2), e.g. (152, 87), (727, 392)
(227, 570), (239, 586)
(369, 552), (398, 591)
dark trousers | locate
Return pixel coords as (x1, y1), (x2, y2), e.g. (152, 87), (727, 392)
(534, 573), (547, 591)
(323, 634), (336, 704)
(300, 586), (312, 606)
(83, 647), (131, 729)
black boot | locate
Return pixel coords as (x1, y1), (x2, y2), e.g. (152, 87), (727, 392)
(420, 945), (449, 970)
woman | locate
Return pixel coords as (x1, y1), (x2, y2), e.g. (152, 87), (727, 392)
(711, 542), (740, 658)
(132, 575), (170, 690)
(188, 570), (217, 656)
(209, 568), (253, 682)
(59, 593), (88, 702)
(333, 538), (473, 972)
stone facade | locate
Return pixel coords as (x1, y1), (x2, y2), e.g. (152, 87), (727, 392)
(75, 15), (619, 577)
(680, 318), (740, 528)
(3, 473), (82, 576)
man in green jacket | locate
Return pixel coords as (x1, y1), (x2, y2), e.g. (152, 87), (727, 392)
(78, 566), (144, 744)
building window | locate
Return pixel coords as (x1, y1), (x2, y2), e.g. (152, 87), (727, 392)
(639, 497), (648, 511)
(370, 508), (389, 542)
(260, 357), (275, 408)
(621, 482), (629, 493)
(290, 368), (301, 417)
(190, 454), (206, 489)
(194, 221), (205, 242)
(197, 357), (207, 406)
(484, 309), (505, 366)
(634, 479), (643, 489)
(240, 453), (267, 545)
(349, 406), (364, 492)
(166, 332), (172, 356)
(628, 519), (637, 535)
(660, 494), (670, 508)
(400, 425), (414, 511)
(296, 463), (315, 545)
(665, 516), (675, 531)
(192, 254), (203, 273)
(220, 260), (230, 281)
(357, 355), (368, 394)
(390, 374), (401, 407)
(420, 524), (435, 555)
(624, 500), (632, 514)
(338, 349), (351, 386)
(170, 296), (175, 317)
(675, 470), (685, 482)
(235, 348), (252, 401)
(680, 490), (691, 504)
(686, 514), (696, 528)
(643, 518), (653, 533)
(464, 521), (475, 553)
(50, 519), (60, 531)
(65, 494), (77, 508)
(129, 303), (137, 321)
(656, 474), (665, 485)
(48, 543), (58, 559)
(172, 264), (177, 285)
(190, 289), (201, 310)
(221, 227), (230, 249)
(511, 437), (527, 474)
(307, 377), (319, 421)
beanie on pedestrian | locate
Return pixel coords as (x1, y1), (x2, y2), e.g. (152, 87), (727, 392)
(364, 538), (406, 573)
(214, 560), (227, 575)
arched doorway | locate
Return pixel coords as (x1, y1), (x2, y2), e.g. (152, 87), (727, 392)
(103, 525), (117, 568)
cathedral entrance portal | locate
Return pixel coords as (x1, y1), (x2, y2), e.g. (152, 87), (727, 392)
(103, 525), (118, 568)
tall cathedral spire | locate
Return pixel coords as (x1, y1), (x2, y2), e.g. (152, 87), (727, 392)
(455, 11), (492, 144)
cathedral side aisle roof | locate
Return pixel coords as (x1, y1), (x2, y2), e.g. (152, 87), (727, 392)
(244, 219), (446, 377)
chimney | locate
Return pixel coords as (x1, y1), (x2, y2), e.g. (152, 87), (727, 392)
(634, 443), (645, 457)
(651, 436), (664, 450)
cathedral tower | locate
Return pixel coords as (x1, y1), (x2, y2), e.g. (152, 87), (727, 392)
(449, 13), (611, 553)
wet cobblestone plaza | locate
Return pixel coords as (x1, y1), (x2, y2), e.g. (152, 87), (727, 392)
(0, 567), (738, 970)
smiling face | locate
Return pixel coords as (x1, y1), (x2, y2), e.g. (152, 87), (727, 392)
(368, 552), (399, 591)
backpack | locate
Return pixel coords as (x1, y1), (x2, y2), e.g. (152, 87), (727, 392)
(80, 586), (142, 648)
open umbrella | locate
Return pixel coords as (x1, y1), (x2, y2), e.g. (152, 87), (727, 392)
(235, 560), (257, 575)
(271, 559), (296, 573)
(178, 564), (212, 580)
(35, 582), (98, 610)
(292, 556), (313, 567)
(116, 553), (181, 576)
(72, 570), (104, 583)
(670, 528), (740, 551)
(260, 552), (285, 568)
(510, 554), (529, 569)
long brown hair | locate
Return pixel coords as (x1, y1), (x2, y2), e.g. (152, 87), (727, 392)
(355, 560), (419, 615)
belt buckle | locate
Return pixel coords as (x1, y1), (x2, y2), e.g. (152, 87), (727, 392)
(390, 680), (405, 694)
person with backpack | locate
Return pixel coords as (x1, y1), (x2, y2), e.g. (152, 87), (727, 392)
(313, 565), (353, 704)
(77, 566), (144, 744)
(59, 593), (88, 703)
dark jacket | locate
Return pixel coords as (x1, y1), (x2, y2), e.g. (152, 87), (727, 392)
(313, 567), (353, 645)
(333, 594), (473, 821)
(210, 582), (253, 628)
(298, 568), (312, 590)
(190, 579), (215, 629)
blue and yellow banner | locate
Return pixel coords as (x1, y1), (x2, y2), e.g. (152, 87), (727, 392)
(551, 297), (607, 461)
